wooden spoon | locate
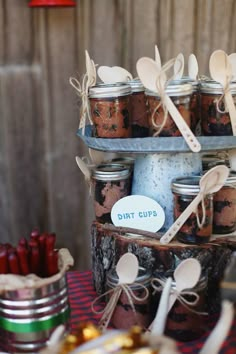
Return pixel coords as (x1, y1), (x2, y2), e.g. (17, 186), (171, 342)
(228, 53), (236, 81)
(173, 53), (184, 80)
(209, 49), (236, 135)
(168, 258), (201, 312)
(188, 53), (199, 80)
(160, 165), (229, 244)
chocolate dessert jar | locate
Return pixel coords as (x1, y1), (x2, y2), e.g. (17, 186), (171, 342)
(171, 176), (214, 244)
(213, 174), (236, 234)
(91, 163), (131, 224)
(153, 270), (208, 341)
(106, 267), (154, 330)
(129, 79), (149, 137)
(145, 82), (193, 137)
(89, 83), (132, 138)
(200, 80), (236, 135)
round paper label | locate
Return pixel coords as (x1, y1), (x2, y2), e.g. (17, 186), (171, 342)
(111, 195), (165, 232)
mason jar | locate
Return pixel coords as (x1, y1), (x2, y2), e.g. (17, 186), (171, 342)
(171, 176), (214, 244)
(129, 79), (149, 137)
(153, 269), (208, 341)
(106, 266), (154, 330)
(145, 82), (193, 137)
(200, 80), (236, 135)
(89, 83), (132, 138)
(213, 173), (236, 234)
(91, 163), (131, 224)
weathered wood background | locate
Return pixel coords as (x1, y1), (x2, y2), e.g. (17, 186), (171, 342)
(0, 0), (236, 270)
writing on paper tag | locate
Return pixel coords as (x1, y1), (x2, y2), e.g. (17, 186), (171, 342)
(111, 195), (165, 232)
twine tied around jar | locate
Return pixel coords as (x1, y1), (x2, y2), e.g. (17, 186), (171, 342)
(215, 80), (231, 114)
(91, 282), (149, 331)
(150, 58), (180, 136)
(151, 277), (208, 316)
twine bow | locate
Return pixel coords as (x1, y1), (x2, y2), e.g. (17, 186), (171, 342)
(151, 277), (208, 316)
(69, 74), (94, 134)
(91, 282), (149, 331)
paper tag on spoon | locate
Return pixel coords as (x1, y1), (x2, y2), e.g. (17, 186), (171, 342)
(111, 195), (165, 232)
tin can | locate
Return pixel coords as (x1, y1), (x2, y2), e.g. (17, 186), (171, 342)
(213, 173), (236, 234)
(91, 163), (131, 224)
(200, 80), (236, 135)
(106, 266), (154, 330)
(153, 270), (207, 341)
(89, 83), (132, 138)
(129, 79), (149, 137)
(0, 274), (70, 353)
(171, 176), (214, 244)
(145, 82), (193, 137)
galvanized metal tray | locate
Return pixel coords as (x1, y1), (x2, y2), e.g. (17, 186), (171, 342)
(77, 126), (236, 153)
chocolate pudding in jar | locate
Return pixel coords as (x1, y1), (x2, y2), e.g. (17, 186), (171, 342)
(200, 80), (236, 136)
(106, 266), (153, 330)
(171, 176), (213, 244)
(91, 164), (131, 224)
(129, 79), (149, 137)
(145, 82), (192, 137)
(213, 173), (236, 234)
(89, 83), (132, 138)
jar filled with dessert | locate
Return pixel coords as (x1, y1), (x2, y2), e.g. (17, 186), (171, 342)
(145, 82), (193, 137)
(106, 266), (154, 330)
(89, 83), (132, 138)
(171, 176), (214, 244)
(200, 80), (236, 135)
(153, 269), (208, 341)
(213, 173), (236, 234)
(91, 163), (131, 224)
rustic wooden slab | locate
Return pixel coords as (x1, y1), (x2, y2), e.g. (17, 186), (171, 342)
(91, 221), (236, 313)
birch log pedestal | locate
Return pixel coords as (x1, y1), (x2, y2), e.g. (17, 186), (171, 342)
(91, 221), (236, 313)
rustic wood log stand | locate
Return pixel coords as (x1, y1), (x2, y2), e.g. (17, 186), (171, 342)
(91, 221), (236, 313)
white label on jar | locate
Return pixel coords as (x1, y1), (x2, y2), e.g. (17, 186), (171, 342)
(111, 195), (165, 232)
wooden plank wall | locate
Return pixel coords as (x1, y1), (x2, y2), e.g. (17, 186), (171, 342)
(0, 0), (236, 270)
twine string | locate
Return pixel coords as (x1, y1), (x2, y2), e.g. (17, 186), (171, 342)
(91, 282), (149, 331)
(151, 57), (181, 136)
(152, 278), (208, 316)
(69, 74), (93, 133)
(216, 78), (231, 114)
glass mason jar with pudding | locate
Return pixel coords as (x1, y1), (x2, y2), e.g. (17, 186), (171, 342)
(171, 176), (214, 244)
(91, 163), (131, 224)
(213, 173), (236, 234)
(89, 83), (132, 138)
(200, 80), (236, 135)
(106, 266), (154, 330)
(145, 82), (193, 137)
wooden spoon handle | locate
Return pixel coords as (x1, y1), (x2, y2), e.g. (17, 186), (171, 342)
(225, 91), (236, 135)
(199, 300), (234, 354)
(150, 277), (172, 335)
(164, 94), (201, 152)
(160, 194), (202, 244)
